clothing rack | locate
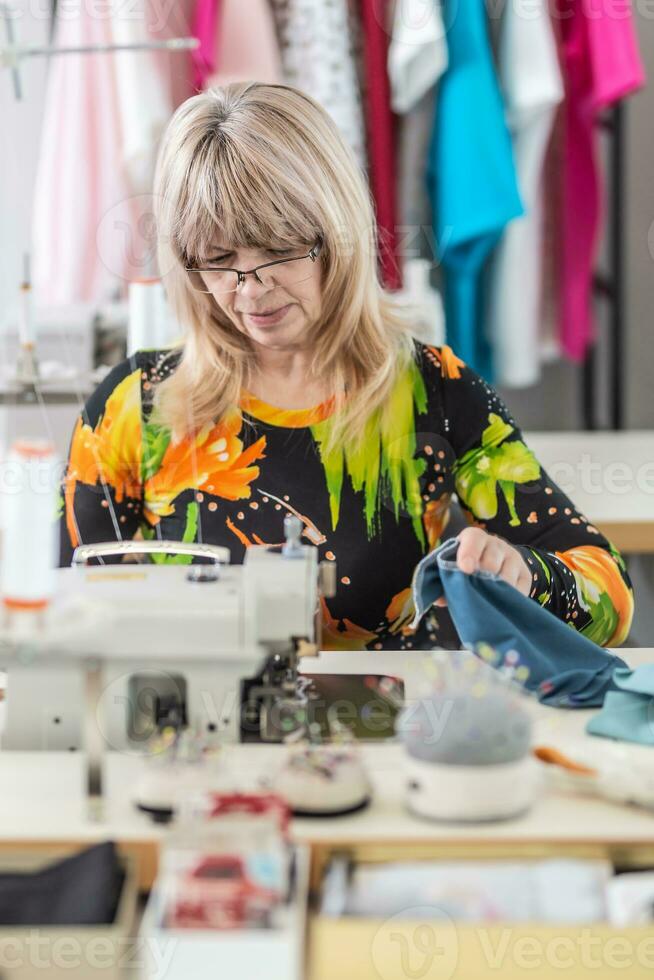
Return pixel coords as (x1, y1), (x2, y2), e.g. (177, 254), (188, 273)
(586, 102), (626, 431)
(1, 2), (630, 430)
(0, 2), (198, 101)
(0, 1), (198, 393)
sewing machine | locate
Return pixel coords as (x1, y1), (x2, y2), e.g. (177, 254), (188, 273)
(1, 517), (318, 741)
(0, 516), (434, 811)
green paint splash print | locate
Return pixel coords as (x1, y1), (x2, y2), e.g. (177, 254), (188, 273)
(310, 358), (428, 546)
(140, 501), (199, 564)
(454, 413), (541, 527)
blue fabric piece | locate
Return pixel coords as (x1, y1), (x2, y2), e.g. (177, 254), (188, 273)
(410, 537), (627, 707)
(427, 0), (523, 380)
(586, 665), (654, 744)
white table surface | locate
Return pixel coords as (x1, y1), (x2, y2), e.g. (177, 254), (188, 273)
(1, 649), (653, 848)
(525, 431), (654, 552)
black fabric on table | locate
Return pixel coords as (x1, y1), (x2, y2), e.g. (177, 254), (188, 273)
(0, 841), (124, 926)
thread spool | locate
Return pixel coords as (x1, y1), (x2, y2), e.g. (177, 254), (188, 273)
(1, 440), (58, 611)
(127, 278), (178, 355)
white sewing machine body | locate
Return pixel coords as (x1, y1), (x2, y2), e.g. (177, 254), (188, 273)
(1, 538), (320, 751)
(1, 536), (433, 757)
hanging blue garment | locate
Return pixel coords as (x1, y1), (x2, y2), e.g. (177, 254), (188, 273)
(586, 665), (654, 744)
(410, 537), (627, 707)
(427, 0), (524, 380)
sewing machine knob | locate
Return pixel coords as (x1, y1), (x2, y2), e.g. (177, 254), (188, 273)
(319, 560), (337, 598)
(186, 566), (220, 583)
(282, 514), (303, 558)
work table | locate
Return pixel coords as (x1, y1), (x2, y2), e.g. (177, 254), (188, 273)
(2, 648), (653, 887)
(2, 648), (654, 980)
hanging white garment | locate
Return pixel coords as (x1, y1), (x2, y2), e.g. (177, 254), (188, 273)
(486, 0), (564, 388)
(110, 2), (172, 195)
(32, 1), (172, 306)
(388, 0), (448, 114)
(269, 0), (367, 169)
(390, 2), (448, 281)
(397, 257), (445, 346)
(396, 88), (436, 258)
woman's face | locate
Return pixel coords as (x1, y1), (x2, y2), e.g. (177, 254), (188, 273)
(200, 240), (324, 352)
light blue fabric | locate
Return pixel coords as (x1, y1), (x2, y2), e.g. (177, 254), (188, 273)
(427, 0), (524, 380)
(586, 665), (654, 744)
(410, 537), (627, 707)
(610, 664), (654, 695)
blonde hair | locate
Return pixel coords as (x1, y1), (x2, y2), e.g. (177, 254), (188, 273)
(153, 81), (416, 456)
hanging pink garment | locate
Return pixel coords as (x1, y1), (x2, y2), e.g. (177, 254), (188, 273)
(205, 0), (282, 87)
(33, 9), (128, 305)
(359, 0), (401, 290)
(555, 0), (644, 362)
(191, 0), (222, 91)
(32, 1), (174, 306)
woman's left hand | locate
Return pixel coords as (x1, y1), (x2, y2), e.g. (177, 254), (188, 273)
(434, 526), (532, 607)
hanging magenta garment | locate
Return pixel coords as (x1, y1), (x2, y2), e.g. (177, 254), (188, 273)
(555, 0), (644, 362)
(359, 0), (402, 290)
(191, 0), (222, 91)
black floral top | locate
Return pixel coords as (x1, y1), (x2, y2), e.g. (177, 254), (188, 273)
(58, 342), (634, 650)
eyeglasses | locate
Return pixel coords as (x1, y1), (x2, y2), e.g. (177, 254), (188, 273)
(185, 240), (323, 295)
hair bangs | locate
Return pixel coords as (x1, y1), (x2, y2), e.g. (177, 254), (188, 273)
(176, 135), (320, 267)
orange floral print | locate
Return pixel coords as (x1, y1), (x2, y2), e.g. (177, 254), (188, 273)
(426, 343), (465, 379)
(319, 597), (378, 651)
(144, 407), (267, 522)
(423, 493), (451, 550)
(555, 545), (634, 646)
(64, 370), (142, 546)
(385, 587), (417, 636)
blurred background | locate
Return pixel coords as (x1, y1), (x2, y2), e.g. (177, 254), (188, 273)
(1, 0), (653, 640)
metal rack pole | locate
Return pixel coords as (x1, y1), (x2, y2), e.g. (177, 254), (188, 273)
(609, 101), (626, 431)
(584, 103), (626, 431)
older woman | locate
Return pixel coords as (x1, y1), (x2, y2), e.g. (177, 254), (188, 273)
(58, 82), (634, 652)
